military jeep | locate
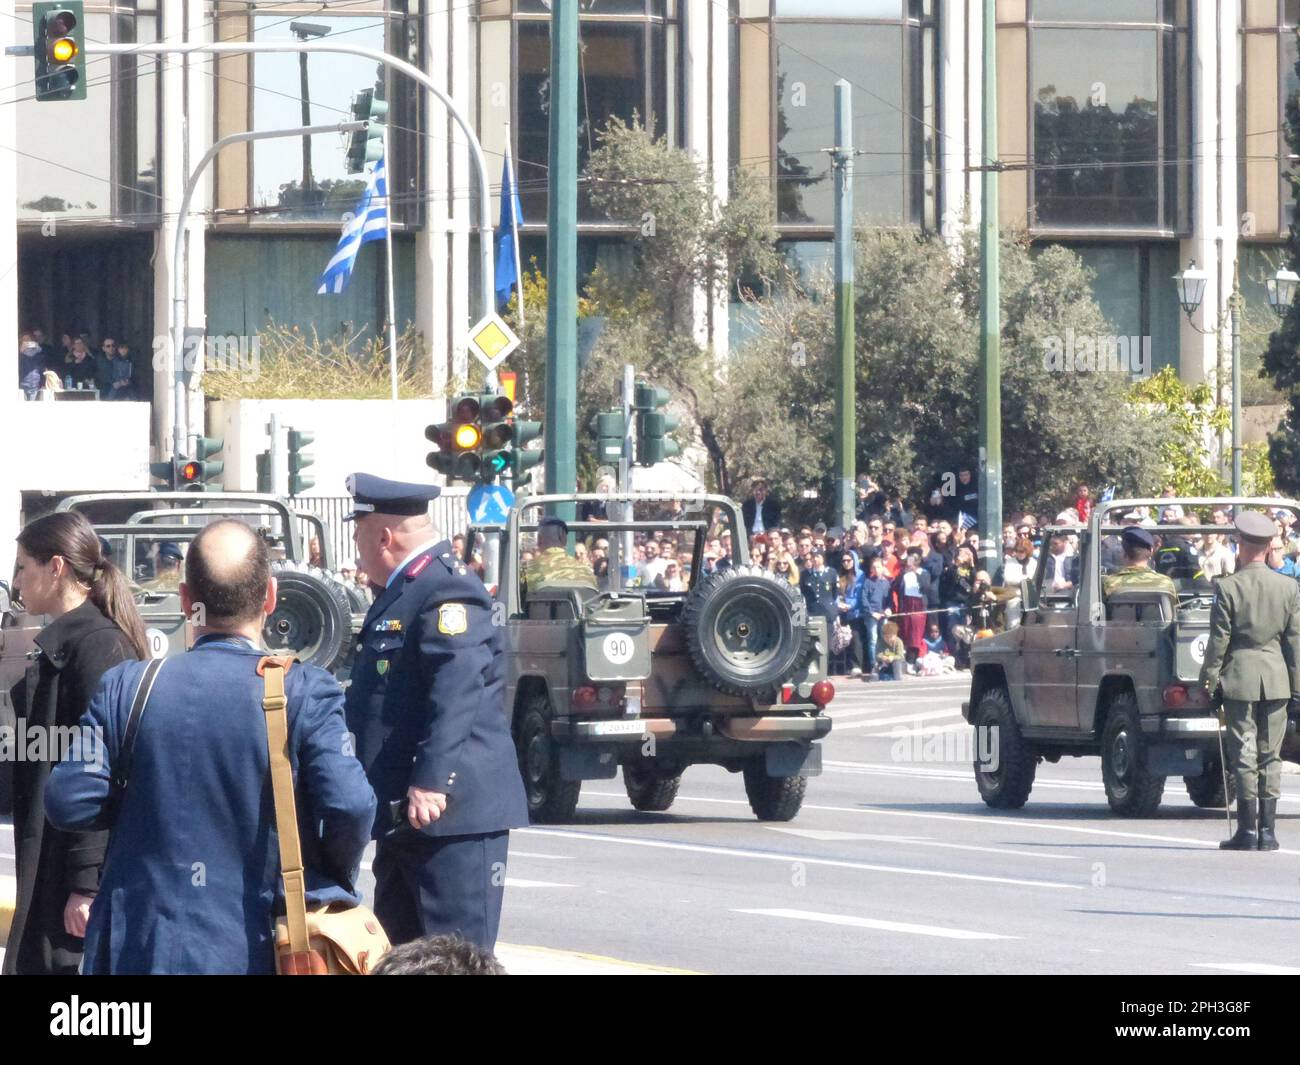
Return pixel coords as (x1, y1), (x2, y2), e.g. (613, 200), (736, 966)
(0, 492), (364, 814)
(488, 492), (833, 823)
(963, 496), (1300, 817)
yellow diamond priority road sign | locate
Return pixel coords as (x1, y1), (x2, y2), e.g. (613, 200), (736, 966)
(466, 313), (520, 372)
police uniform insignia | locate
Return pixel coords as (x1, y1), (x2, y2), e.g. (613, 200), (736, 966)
(438, 603), (468, 635)
(374, 619), (403, 633)
(376, 660), (389, 676)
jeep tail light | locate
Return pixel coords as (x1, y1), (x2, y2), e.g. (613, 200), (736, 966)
(1162, 683), (1208, 709)
(573, 686), (599, 709)
(810, 680), (835, 708)
(781, 684), (795, 704)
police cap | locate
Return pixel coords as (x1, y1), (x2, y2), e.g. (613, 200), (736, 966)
(1234, 510), (1277, 545)
(344, 472), (441, 521)
(158, 541), (183, 562)
(1120, 525), (1155, 551)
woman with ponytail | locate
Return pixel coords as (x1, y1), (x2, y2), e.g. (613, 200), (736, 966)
(4, 511), (146, 975)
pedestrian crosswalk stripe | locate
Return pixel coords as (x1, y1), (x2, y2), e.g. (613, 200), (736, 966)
(735, 908), (1016, 940)
(833, 707), (965, 730)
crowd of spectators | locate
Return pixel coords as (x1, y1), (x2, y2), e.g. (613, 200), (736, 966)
(17, 326), (137, 400)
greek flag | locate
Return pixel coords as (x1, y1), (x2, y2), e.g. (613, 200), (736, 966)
(1099, 486), (1115, 504)
(316, 154), (389, 295)
(958, 511), (976, 532)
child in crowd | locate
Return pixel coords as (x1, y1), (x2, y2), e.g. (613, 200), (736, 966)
(919, 622), (956, 675)
(876, 621), (906, 681)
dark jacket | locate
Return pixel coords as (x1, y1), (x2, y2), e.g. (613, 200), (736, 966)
(345, 543), (529, 839)
(4, 600), (136, 975)
(1042, 552), (1081, 588)
(742, 496), (781, 536)
(920, 550), (945, 606)
(892, 566), (932, 606)
(799, 566), (839, 621)
(45, 635), (375, 975)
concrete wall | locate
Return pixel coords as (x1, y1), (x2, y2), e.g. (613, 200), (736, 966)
(13, 400), (152, 494)
(206, 398), (443, 497)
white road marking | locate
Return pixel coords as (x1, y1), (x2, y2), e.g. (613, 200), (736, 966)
(580, 790), (1300, 855)
(825, 761), (1103, 791)
(764, 825), (1081, 861)
(735, 908), (1016, 941)
(833, 708), (965, 730)
(1191, 962), (1300, 975)
(503, 878), (576, 889)
(508, 851), (575, 860)
(519, 827), (1083, 890)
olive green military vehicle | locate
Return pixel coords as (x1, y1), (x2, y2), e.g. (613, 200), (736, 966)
(963, 496), (1300, 817)
(487, 492), (834, 824)
(0, 492), (366, 814)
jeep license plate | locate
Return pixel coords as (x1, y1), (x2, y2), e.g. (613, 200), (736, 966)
(590, 719), (646, 737)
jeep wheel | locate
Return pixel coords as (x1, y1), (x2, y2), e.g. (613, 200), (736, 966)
(623, 761), (681, 812)
(517, 704), (581, 823)
(972, 687), (1036, 809)
(742, 762), (806, 821)
(264, 563), (352, 673)
(1101, 694), (1165, 817)
(1185, 757), (1235, 809)
(683, 566), (816, 696)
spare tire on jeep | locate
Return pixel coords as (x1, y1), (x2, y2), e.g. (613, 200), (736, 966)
(264, 562), (353, 673)
(682, 565), (816, 696)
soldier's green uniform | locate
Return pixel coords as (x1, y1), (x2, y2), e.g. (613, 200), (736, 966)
(1198, 511), (1300, 851)
(1102, 565), (1177, 600)
(523, 546), (598, 594)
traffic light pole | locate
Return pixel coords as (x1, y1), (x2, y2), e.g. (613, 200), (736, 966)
(976, 0), (1003, 575)
(544, 0), (579, 516)
(830, 80), (856, 534)
(169, 121), (364, 461)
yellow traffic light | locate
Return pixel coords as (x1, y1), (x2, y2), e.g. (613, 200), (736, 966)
(51, 37), (77, 62)
(454, 423), (482, 450)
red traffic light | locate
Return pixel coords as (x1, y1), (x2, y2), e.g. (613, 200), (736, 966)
(453, 396), (480, 423)
(179, 460), (201, 483)
(46, 10), (77, 38)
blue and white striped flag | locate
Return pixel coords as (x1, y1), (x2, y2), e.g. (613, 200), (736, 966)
(958, 511), (976, 532)
(316, 154), (389, 295)
(1099, 486), (1115, 504)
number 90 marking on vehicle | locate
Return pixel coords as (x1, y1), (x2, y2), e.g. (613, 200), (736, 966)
(603, 632), (635, 664)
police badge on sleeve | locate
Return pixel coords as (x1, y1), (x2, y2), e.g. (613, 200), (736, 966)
(437, 603), (468, 635)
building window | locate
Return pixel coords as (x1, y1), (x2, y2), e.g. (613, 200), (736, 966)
(734, 0), (936, 232)
(1241, 2), (1299, 238)
(247, 7), (402, 224)
(482, 1), (679, 224)
(15, 1), (160, 225)
(1025, 1), (1190, 234)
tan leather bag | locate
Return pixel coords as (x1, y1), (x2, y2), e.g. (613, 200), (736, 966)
(258, 656), (390, 975)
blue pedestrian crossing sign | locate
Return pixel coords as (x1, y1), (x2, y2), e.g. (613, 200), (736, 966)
(467, 482), (515, 525)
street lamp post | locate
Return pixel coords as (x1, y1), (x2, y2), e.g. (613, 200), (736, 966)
(289, 22), (331, 202)
(1172, 260), (1297, 495)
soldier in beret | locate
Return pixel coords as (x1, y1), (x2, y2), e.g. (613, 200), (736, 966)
(1101, 526), (1177, 601)
(1199, 510), (1300, 851)
(342, 473), (528, 948)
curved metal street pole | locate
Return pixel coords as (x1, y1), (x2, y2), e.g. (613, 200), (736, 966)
(170, 121), (365, 458)
(84, 40), (497, 457)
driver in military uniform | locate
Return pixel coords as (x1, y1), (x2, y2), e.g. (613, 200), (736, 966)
(1102, 526), (1177, 601)
(522, 516), (596, 598)
(140, 541), (183, 593)
(1199, 510), (1300, 851)
(342, 474), (528, 951)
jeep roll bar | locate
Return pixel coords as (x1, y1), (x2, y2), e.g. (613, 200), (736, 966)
(121, 506), (333, 571)
(58, 492), (306, 562)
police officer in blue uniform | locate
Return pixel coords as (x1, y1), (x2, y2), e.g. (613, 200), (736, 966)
(343, 473), (528, 952)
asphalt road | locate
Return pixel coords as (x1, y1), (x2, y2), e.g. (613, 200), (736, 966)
(6, 672), (1300, 974)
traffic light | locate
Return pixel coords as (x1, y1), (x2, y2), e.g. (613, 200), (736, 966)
(287, 429), (315, 496)
(633, 382), (681, 467)
(173, 437), (225, 492)
(149, 459), (177, 491)
(480, 393), (514, 480)
(32, 3), (85, 102)
(510, 418), (543, 485)
(345, 84), (388, 174)
(256, 451), (273, 494)
(591, 409), (627, 464)
(425, 394), (483, 482)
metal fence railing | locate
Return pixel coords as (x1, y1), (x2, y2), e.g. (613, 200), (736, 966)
(291, 490), (470, 571)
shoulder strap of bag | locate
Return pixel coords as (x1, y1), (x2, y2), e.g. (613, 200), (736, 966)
(111, 657), (165, 793)
(257, 655), (311, 960)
